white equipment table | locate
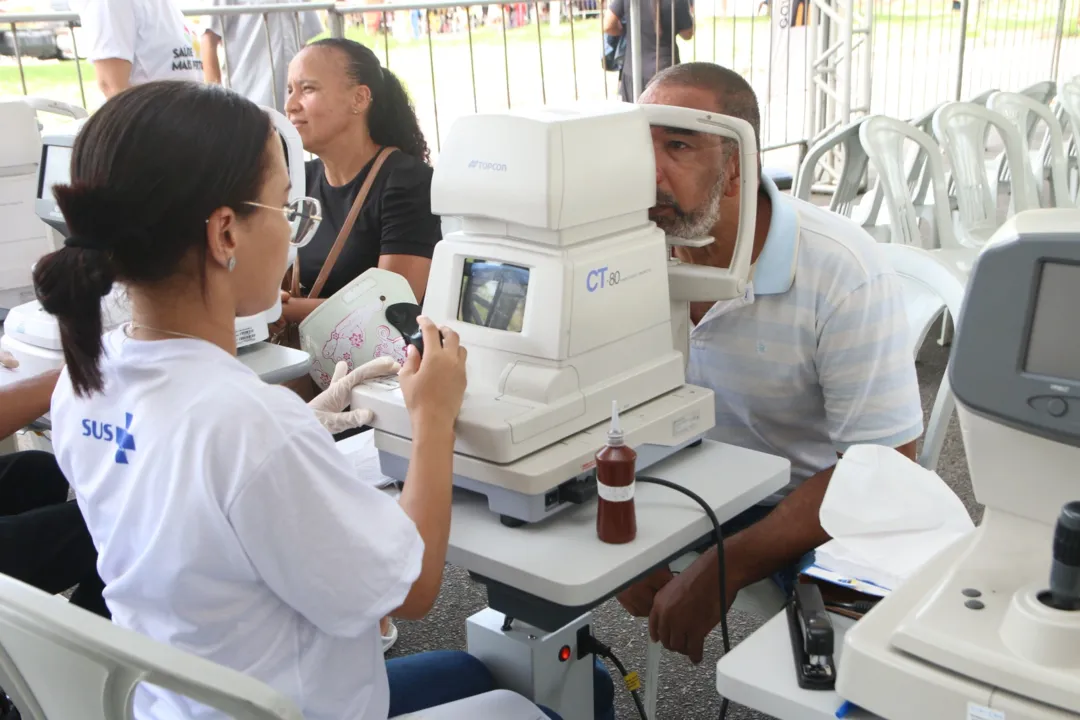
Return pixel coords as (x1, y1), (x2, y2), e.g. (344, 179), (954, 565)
(716, 610), (883, 720)
(445, 439), (790, 630)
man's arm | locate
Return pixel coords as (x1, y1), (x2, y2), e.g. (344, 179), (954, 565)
(92, 58), (132, 99)
(713, 441), (916, 597)
(0, 370), (61, 441)
(603, 9), (623, 35)
(201, 31), (223, 85)
(645, 274), (924, 662)
(676, 0), (694, 39)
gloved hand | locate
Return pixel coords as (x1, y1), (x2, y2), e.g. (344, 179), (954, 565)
(308, 356), (400, 434)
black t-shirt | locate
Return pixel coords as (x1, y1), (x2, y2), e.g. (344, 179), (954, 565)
(299, 151), (441, 299)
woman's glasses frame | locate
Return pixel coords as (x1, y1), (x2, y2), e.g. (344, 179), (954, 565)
(245, 197), (322, 248)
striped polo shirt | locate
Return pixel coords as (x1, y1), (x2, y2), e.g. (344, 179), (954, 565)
(687, 176), (923, 500)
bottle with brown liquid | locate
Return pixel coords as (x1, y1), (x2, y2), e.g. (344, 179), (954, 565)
(596, 401), (637, 544)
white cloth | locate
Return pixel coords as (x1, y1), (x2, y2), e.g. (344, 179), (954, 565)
(206, 0), (323, 113)
(50, 328), (423, 720)
(687, 176), (924, 500)
(816, 444), (974, 590)
(72, 0), (202, 86)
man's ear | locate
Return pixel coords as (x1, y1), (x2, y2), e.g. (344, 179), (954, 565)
(723, 151), (742, 199)
(206, 206), (239, 271)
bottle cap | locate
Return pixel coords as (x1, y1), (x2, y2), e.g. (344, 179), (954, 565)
(607, 400), (625, 446)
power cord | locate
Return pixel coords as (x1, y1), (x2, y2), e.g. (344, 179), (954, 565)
(581, 634), (649, 720)
(635, 476), (732, 720)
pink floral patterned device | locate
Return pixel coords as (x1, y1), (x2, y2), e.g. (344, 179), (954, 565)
(298, 268), (417, 390)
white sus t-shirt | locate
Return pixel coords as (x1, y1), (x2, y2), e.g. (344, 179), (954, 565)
(74, 0), (202, 86)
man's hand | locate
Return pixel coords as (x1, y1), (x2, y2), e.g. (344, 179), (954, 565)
(616, 567), (674, 617)
(648, 550), (738, 664)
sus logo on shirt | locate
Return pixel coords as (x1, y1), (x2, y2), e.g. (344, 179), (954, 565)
(80, 412), (137, 465)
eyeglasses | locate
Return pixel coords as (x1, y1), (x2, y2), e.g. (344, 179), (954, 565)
(245, 197), (322, 248)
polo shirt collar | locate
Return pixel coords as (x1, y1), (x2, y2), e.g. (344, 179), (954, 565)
(750, 174), (800, 296)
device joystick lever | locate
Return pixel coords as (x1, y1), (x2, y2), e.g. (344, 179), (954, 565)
(385, 302), (445, 359)
(1042, 501), (1080, 611)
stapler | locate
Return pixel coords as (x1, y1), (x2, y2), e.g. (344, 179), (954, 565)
(787, 582), (836, 690)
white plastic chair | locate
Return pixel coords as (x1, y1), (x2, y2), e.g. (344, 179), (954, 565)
(874, 243), (967, 472)
(1060, 81), (1080, 201)
(860, 102), (946, 231)
(858, 116), (977, 279)
(932, 102), (1039, 248)
(992, 80), (1058, 189)
(987, 91), (1074, 208)
(794, 117), (871, 221)
(0, 573), (304, 720)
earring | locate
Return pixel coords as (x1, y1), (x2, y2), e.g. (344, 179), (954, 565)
(353, 109), (359, 115)
(227, 256), (236, 272)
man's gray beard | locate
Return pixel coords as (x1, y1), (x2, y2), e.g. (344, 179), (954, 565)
(654, 176), (725, 240)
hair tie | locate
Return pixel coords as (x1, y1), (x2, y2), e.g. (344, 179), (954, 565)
(64, 235), (107, 251)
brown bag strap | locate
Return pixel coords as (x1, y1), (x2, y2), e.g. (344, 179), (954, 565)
(297, 146), (399, 300)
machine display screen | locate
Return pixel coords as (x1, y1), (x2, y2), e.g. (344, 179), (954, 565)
(1024, 261), (1080, 381)
(457, 258), (529, 333)
(38, 144), (72, 201)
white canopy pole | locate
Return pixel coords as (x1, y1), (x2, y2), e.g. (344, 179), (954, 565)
(629, 0), (644, 99)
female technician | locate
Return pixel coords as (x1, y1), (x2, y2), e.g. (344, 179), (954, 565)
(34, 80), (522, 720)
(281, 38), (440, 321)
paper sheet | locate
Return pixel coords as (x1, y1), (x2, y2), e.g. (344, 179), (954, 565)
(815, 444), (974, 591)
(335, 431), (396, 488)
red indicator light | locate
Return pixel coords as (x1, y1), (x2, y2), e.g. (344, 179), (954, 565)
(559, 645), (571, 662)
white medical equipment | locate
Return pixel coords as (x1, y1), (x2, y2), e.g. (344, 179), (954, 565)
(298, 268), (416, 389)
(837, 208), (1080, 720)
(352, 102), (759, 525)
(0, 96), (88, 313)
(1, 107), (307, 374)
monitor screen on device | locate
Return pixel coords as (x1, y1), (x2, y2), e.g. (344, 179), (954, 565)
(38, 144), (72, 201)
(457, 258), (529, 333)
(1023, 261), (1080, 382)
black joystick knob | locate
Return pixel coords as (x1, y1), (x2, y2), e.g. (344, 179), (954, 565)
(1043, 501), (1080, 611)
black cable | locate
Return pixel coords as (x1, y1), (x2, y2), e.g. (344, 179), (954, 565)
(635, 476), (732, 720)
(581, 635), (649, 720)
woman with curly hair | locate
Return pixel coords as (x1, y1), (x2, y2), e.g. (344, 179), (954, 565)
(283, 39), (440, 318)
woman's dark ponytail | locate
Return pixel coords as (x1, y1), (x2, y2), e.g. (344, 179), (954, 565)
(32, 187), (116, 396)
(30, 80), (273, 398)
(310, 38), (430, 163)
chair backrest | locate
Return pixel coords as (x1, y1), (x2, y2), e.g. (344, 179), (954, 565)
(0, 574), (304, 720)
(859, 115), (960, 251)
(967, 88), (999, 106)
(794, 117), (870, 217)
(932, 102), (1039, 241)
(1019, 79), (1057, 107)
(987, 91), (1073, 208)
(1060, 81), (1080, 163)
(907, 102), (945, 206)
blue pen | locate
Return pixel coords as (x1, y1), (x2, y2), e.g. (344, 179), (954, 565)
(836, 701), (854, 718)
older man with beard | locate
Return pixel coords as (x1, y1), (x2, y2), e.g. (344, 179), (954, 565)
(617, 62), (924, 664)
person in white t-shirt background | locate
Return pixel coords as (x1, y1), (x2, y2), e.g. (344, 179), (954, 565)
(32, 80), (556, 720)
(71, 0), (202, 99)
(201, 0), (323, 114)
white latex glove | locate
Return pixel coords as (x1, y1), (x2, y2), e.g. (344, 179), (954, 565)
(308, 356), (399, 434)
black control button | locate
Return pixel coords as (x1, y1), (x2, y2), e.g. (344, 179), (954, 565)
(1047, 397), (1069, 418)
(965, 599), (985, 610)
(962, 588), (982, 598)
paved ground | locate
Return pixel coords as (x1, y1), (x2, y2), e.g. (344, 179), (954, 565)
(386, 328), (980, 720)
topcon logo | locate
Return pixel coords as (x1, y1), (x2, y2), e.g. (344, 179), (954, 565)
(468, 160), (508, 172)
